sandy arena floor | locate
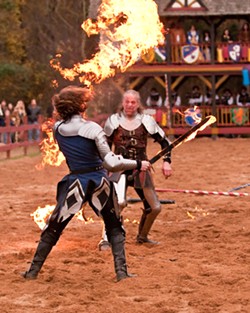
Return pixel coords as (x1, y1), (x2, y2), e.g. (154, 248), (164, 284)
(0, 137), (249, 313)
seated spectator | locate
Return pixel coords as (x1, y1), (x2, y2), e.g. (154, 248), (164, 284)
(236, 86), (250, 106)
(188, 85), (203, 106)
(4, 103), (14, 120)
(169, 89), (181, 107)
(204, 90), (220, 105)
(146, 87), (163, 107)
(238, 22), (250, 62)
(221, 28), (233, 43)
(220, 89), (234, 105)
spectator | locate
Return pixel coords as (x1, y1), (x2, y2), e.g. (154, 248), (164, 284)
(221, 28), (233, 43)
(236, 86), (250, 106)
(0, 100), (6, 143)
(146, 87), (163, 107)
(202, 31), (211, 61)
(187, 25), (200, 45)
(221, 28), (233, 62)
(12, 100), (27, 142)
(220, 89), (234, 105)
(238, 22), (250, 62)
(188, 85), (203, 106)
(27, 98), (42, 142)
(166, 89), (181, 107)
(170, 22), (186, 63)
(204, 90), (220, 106)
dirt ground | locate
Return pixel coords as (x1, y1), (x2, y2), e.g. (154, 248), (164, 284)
(0, 137), (249, 313)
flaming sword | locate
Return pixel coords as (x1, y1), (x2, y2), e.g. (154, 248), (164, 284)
(150, 115), (215, 164)
(128, 115), (216, 181)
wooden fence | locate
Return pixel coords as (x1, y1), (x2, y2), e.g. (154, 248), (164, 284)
(0, 107), (249, 159)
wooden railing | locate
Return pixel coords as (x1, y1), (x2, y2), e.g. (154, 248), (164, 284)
(0, 107), (249, 159)
(144, 105), (250, 135)
(0, 116), (44, 159)
(145, 41), (250, 65)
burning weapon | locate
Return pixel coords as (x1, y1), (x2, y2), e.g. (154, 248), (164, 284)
(150, 115), (215, 164)
(128, 115), (216, 180)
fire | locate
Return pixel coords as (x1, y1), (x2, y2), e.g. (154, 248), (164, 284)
(31, 204), (94, 230)
(36, 119), (65, 169)
(31, 205), (138, 230)
(186, 206), (209, 220)
(178, 115), (216, 145)
(123, 218), (139, 224)
(50, 0), (165, 86)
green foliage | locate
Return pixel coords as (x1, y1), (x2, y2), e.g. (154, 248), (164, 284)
(0, 0), (15, 11)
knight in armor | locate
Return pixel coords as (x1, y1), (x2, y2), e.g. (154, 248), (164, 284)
(98, 89), (172, 250)
(22, 86), (150, 282)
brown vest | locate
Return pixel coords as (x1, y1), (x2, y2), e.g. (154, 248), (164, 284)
(113, 124), (148, 160)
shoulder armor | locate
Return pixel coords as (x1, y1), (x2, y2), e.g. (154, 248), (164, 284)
(104, 113), (120, 136)
(55, 116), (84, 136)
(78, 121), (105, 140)
(141, 114), (165, 137)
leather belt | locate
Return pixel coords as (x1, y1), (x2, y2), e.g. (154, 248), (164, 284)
(70, 165), (104, 175)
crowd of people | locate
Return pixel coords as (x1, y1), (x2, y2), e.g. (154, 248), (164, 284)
(0, 98), (42, 143)
(145, 85), (250, 108)
(150, 21), (250, 64)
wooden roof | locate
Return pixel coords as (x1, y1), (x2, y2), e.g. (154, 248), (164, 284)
(155, 0), (250, 16)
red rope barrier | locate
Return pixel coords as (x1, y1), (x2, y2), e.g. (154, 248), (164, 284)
(155, 188), (249, 197)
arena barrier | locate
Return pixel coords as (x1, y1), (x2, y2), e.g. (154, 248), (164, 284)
(155, 188), (249, 197)
(0, 116), (44, 159)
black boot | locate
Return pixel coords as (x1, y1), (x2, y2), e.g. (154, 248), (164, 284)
(109, 232), (135, 282)
(22, 240), (53, 280)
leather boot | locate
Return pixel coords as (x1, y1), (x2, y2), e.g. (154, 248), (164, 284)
(137, 208), (160, 245)
(109, 232), (134, 282)
(22, 240), (53, 280)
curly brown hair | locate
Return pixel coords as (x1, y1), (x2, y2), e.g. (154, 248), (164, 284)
(53, 85), (92, 120)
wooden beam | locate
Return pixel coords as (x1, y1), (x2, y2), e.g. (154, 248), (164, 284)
(215, 75), (229, 90)
(154, 76), (165, 88)
(129, 77), (144, 89)
(171, 76), (184, 90)
(198, 75), (212, 89)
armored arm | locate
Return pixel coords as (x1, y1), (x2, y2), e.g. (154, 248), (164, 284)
(94, 126), (140, 172)
(142, 114), (172, 163)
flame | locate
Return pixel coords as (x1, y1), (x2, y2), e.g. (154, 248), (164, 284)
(31, 204), (94, 230)
(123, 218), (139, 224)
(182, 115), (216, 144)
(36, 119), (65, 169)
(186, 206), (210, 220)
(50, 0), (165, 86)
